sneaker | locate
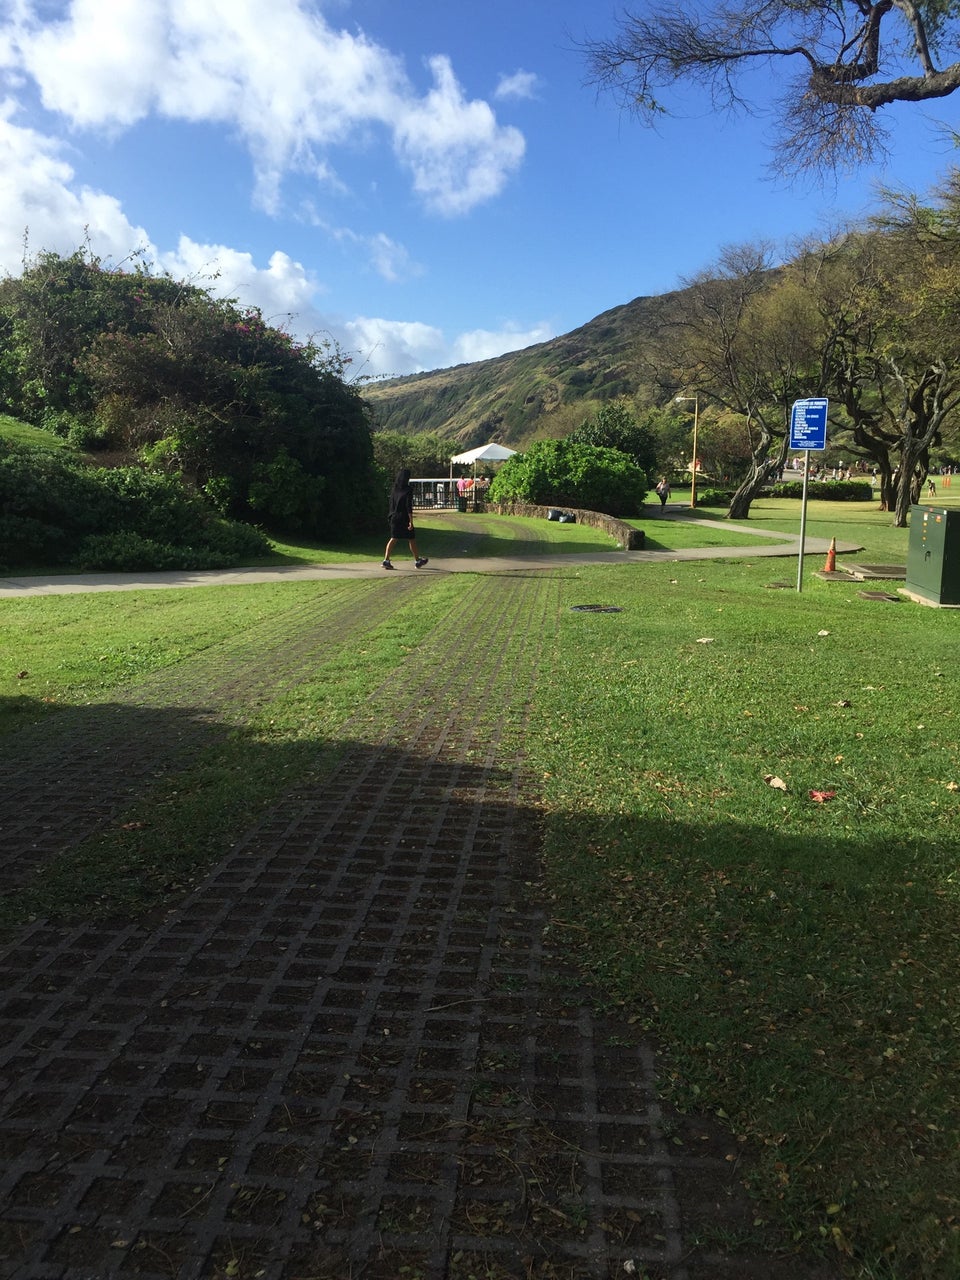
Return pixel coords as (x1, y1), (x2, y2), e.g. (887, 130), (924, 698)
(382, 559), (395, 570)
(415, 557), (429, 568)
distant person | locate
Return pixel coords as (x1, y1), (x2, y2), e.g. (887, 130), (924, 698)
(383, 468), (428, 570)
(928, 476), (937, 498)
(655, 477), (670, 508)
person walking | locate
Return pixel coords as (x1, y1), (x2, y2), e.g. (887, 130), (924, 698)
(655, 477), (670, 509)
(383, 468), (429, 570)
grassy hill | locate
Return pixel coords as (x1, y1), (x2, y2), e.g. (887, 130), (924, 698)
(360, 289), (685, 449)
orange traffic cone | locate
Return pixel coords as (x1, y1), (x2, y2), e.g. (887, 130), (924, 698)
(824, 536), (837, 573)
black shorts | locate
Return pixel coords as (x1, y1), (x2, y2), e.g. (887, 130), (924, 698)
(389, 516), (413, 538)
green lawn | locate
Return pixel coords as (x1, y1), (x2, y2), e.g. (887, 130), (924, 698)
(0, 413), (71, 451)
(3, 505), (959, 1277)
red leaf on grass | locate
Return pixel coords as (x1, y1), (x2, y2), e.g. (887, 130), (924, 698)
(809, 790), (836, 804)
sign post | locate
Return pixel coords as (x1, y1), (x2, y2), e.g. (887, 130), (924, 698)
(789, 398), (828, 592)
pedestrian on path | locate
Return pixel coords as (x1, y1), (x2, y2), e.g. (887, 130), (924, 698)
(383, 468), (429, 569)
(655, 477), (670, 509)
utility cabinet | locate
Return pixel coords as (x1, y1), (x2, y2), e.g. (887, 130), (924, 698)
(906, 505), (960, 606)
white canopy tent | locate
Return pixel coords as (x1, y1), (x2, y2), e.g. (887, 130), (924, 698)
(449, 442), (517, 477)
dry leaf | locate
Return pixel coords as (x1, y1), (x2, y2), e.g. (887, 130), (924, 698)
(809, 790), (836, 804)
(764, 775), (788, 791)
(946, 781), (959, 792)
(696, 637), (714, 644)
(834, 699), (851, 707)
(817, 630), (830, 636)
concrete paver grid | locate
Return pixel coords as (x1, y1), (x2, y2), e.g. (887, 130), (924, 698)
(0, 574), (836, 1279)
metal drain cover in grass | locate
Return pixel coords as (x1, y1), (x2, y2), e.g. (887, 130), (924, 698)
(764, 581), (794, 589)
(847, 563), (907, 579)
(858, 590), (902, 602)
(570, 604), (623, 612)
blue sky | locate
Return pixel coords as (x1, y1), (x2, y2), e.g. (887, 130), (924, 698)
(1, 0), (957, 380)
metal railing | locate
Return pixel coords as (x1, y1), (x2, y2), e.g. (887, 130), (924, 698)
(410, 478), (489, 510)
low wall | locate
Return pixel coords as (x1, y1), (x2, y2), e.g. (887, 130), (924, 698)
(490, 502), (645, 550)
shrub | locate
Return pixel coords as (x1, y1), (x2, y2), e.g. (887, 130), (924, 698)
(771, 480), (873, 501)
(695, 488), (736, 506)
(0, 439), (269, 569)
(489, 439), (647, 517)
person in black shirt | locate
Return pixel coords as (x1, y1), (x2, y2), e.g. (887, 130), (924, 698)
(383, 469), (429, 569)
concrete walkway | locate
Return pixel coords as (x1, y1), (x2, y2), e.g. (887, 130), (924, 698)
(0, 516), (859, 597)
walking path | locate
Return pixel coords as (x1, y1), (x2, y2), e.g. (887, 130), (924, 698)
(0, 512), (859, 597)
(0, 531), (840, 1278)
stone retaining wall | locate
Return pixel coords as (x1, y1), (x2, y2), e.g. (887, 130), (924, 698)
(489, 502), (645, 549)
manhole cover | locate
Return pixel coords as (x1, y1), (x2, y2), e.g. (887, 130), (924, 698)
(858, 591), (901, 602)
(764, 581), (793, 589)
(570, 604), (623, 613)
(847, 563), (907, 579)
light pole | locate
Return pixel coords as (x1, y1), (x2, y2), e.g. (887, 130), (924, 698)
(675, 395), (699, 509)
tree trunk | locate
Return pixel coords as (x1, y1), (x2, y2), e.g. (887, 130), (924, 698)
(726, 429), (789, 519)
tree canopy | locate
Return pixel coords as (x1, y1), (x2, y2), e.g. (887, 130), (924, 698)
(0, 249), (382, 538)
(584, 1), (960, 174)
(637, 175), (960, 523)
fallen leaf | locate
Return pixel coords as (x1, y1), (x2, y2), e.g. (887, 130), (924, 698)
(818, 630), (830, 636)
(764, 774), (788, 791)
(946, 782), (959, 792)
(120, 821), (148, 831)
(695, 637), (714, 644)
(809, 790), (836, 803)
(834, 699), (851, 707)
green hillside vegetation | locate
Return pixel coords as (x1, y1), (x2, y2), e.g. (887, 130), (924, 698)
(362, 290), (682, 450)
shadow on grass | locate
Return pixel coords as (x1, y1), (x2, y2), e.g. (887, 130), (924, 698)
(0, 709), (841, 1280)
(541, 806), (960, 1279)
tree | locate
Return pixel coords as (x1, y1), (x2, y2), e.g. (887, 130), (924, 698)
(371, 430), (450, 477)
(642, 242), (822, 518)
(568, 398), (658, 485)
(583, 1), (960, 175)
(0, 249), (383, 537)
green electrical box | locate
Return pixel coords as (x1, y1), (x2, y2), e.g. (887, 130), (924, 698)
(906, 505), (960, 606)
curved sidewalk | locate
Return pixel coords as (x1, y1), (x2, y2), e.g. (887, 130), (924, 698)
(0, 520), (859, 597)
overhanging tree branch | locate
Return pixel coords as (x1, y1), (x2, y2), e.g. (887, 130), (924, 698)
(583, 0), (960, 172)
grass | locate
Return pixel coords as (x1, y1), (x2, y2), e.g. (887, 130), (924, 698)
(4, 504), (960, 1276)
(0, 413), (72, 450)
(0, 576), (471, 927)
(526, 557), (960, 1279)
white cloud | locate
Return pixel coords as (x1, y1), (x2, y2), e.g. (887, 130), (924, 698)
(453, 322), (553, 365)
(0, 102), (543, 381)
(0, 97), (154, 268)
(5, 0), (525, 216)
(158, 236), (321, 324)
(392, 55), (524, 216)
(495, 70), (540, 101)
(341, 315), (449, 379)
(319, 222), (422, 284)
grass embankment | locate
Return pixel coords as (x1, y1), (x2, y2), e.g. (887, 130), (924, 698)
(3, 506), (958, 1275)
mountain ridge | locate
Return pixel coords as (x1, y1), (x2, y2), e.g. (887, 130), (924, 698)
(360, 288), (685, 447)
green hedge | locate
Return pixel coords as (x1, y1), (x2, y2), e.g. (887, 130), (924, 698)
(770, 479), (873, 500)
(0, 439), (269, 572)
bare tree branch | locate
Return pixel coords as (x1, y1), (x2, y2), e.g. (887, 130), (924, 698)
(583, 0), (960, 172)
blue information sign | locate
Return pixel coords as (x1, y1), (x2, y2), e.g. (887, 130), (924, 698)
(789, 398), (828, 451)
